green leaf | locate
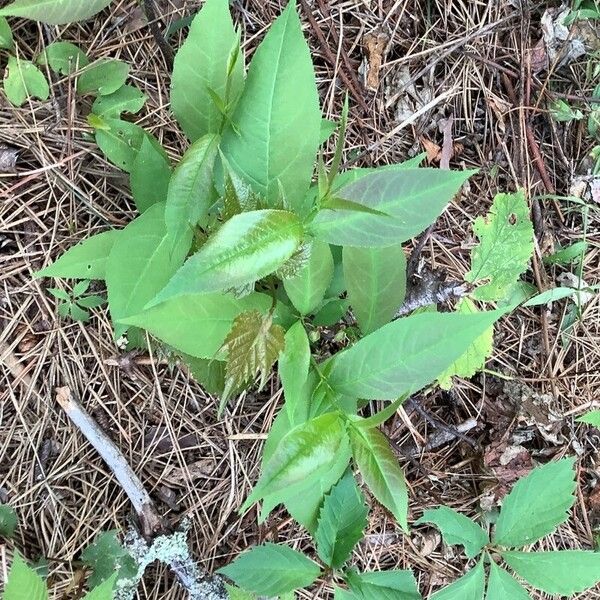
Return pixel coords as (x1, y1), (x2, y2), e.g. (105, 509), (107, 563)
(320, 118), (337, 143)
(165, 133), (219, 247)
(48, 287), (71, 301)
(522, 287), (580, 307)
(544, 241), (587, 265)
(130, 136), (172, 213)
(182, 355), (225, 396)
(219, 310), (285, 406)
(0, 17), (14, 50)
(502, 551), (600, 595)
(171, 0), (244, 141)
(348, 423), (409, 531)
(37, 41), (88, 75)
(437, 298), (494, 389)
(241, 412), (351, 513)
(82, 575), (118, 600)
(121, 292), (271, 359)
(92, 84), (147, 117)
(0, 0), (111, 23)
(327, 309), (502, 400)
(343, 244), (407, 335)
(431, 561), (485, 600)
(550, 99), (583, 122)
(3, 56), (49, 106)
(415, 506), (488, 559)
(221, 1), (321, 214)
(91, 116), (149, 173)
(577, 410), (600, 426)
(225, 583), (256, 600)
(106, 202), (191, 338)
(315, 470), (368, 568)
(466, 191), (534, 301)
(346, 568), (422, 600)
(493, 458), (576, 547)
(148, 210), (303, 305)
(218, 543), (321, 596)
(279, 320), (311, 425)
(283, 241), (334, 315)
(309, 168), (473, 247)
(0, 504), (17, 537)
(36, 230), (120, 280)
(312, 298), (349, 326)
(77, 60), (129, 96)
(334, 588), (358, 600)
(485, 561), (530, 600)
(76, 295), (105, 308)
(81, 531), (137, 588)
(4, 553), (47, 600)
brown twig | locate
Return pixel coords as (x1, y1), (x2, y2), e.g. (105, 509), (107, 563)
(142, 0), (174, 71)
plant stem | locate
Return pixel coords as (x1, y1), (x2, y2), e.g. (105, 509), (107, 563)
(142, 0), (174, 70)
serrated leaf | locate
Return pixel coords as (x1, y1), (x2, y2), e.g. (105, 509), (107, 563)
(502, 550), (600, 596)
(577, 410), (600, 426)
(165, 133), (219, 247)
(219, 310), (285, 404)
(121, 292), (271, 359)
(279, 320), (311, 425)
(4, 56), (49, 106)
(309, 168), (473, 247)
(241, 412), (351, 513)
(48, 287), (71, 301)
(415, 506), (488, 559)
(91, 116), (149, 173)
(485, 561), (530, 600)
(221, 1), (321, 214)
(0, 17), (13, 50)
(182, 355), (225, 396)
(92, 84), (146, 117)
(348, 422), (409, 531)
(493, 458), (576, 548)
(284, 241), (334, 315)
(106, 202), (191, 338)
(327, 309), (502, 400)
(344, 244), (407, 335)
(0, 0), (112, 23)
(171, 0), (244, 141)
(148, 210), (303, 305)
(218, 543), (321, 596)
(346, 568), (422, 600)
(76, 295), (105, 308)
(81, 531), (137, 588)
(83, 574), (118, 600)
(130, 136), (172, 213)
(77, 60), (129, 96)
(0, 504), (17, 537)
(437, 298), (494, 389)
(431, 561), (485, 600)
(4, 552), (47, 600)
(315, 470), (368, 568)
(466, 191), (534, 301)
(37, 41), (88, 75)
(36, 230), (120, 280)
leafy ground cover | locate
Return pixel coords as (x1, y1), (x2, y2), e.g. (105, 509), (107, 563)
(0, 1), (599, 598)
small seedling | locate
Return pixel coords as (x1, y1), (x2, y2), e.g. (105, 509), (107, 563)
(48, 280), (105, 322)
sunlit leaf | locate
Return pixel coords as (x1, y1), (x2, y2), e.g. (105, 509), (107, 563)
(577, 410), (600, 426)
(4, 552), (47, 600)
(0, 0), (112, 23)
(130, 137), (172, 213)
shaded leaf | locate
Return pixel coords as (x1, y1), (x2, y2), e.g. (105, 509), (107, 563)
(415, 506), (488, 559)
(485, 561), (530, 600)
(344, 244), (407, 335)
(149, 210), (303, 305)
(284, 241), (334, 315)
(91, 116), (149, 173)
(437, 298), (494, 389)
(466, 191), (534, 301)
(36, 230), (120, 280)
(218, 543), (321, 596)
(77, 60), (129, 96)
(121, 292), (271, 359)
(182, 355), (225, 396)
(346, 568), (422, 600)
(310, 168), (473, 247)
(327, 309), (502, 400)
(224, 583), (256, 600)
(315, 470), (368, 568)
(493, 458), (576, 547)
(312, 298), (349, 326)
(502, 551), (600, 596)
(37, 41), (88, 75)
(4, 552), (47, 600)
(523, 287), (580, 307)
(92, 84), (146, 117)
(81, 531), (137, 588)
(0, 0), (112, 23)
(348, 422), (409, 531)
(221, 1), (321, 214)
(171, 0), (244, 141)
(4, 56), (49, 106)
(0, 504), (17, 537)
(219, 310), (285, 405)
(0, 17), (13, 50)
(130, 137), (171, 213)
(83, 575), (118, 600)
(431, 561), (485, 600)
(544, 241), (587, 265)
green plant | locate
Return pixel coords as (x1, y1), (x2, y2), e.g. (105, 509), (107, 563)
(416, 458), (600, 598)
(47, 280), (105, 322)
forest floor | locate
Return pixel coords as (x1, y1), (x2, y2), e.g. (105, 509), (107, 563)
(1, 0), (600, 598)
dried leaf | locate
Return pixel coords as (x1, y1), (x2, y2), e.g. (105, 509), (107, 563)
(362, 30), (389, 90)
(0, 144), (18, 172)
